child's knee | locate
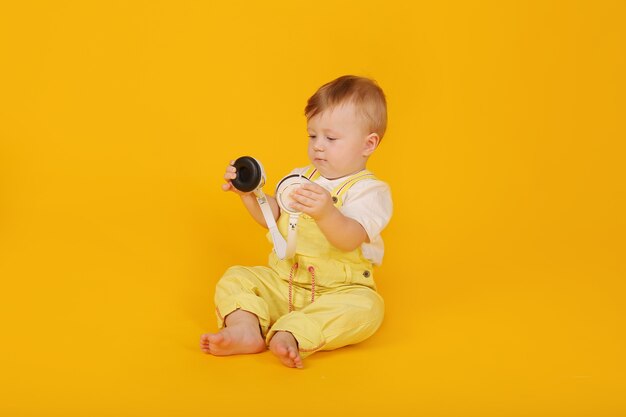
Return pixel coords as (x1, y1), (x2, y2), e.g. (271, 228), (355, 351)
(216, 266), (258, 294)
(347, 291), (384, 341)
(362, 292), (385, 331)
(356, 290), (385, 321)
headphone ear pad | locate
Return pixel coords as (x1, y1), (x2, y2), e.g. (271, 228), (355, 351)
(231, 156), (263, 192)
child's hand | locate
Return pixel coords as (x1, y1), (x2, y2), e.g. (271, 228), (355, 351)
(289, 183), (335, 220)
(222, 161), (252, 196)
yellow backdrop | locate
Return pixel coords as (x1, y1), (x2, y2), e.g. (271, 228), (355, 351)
(1, 1), (624, 415)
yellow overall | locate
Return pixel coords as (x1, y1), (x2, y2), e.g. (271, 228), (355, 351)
(214, 168), (384, 357)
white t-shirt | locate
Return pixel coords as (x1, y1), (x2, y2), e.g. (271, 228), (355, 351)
(287, 167), (393, 265)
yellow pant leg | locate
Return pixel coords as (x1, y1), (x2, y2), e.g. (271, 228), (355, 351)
(266, 285), (384, 358)
(214, 265), (289, 336)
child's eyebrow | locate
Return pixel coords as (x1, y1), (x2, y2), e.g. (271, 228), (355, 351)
(307, 126), (341, 136)
(322, 128), (341, 136)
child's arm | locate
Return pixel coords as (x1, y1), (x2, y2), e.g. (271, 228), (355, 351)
(222, 162), (280, 228)
(289, 183), (368, 251)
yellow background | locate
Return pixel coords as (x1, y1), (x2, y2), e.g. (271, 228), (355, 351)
(1, 1), (624, 415)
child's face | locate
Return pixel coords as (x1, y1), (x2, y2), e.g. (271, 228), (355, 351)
(306, 102), (377, 179)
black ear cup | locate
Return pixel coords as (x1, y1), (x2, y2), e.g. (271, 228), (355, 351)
(231, 156), (263, 192)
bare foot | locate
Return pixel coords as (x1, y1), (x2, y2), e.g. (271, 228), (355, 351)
(200, 310), (266, 356)
(269, 331), (303, 369)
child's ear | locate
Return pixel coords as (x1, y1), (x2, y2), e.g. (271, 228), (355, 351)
(363, 133), (380, 156)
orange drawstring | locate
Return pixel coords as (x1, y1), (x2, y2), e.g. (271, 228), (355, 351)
(288, 263), (298, 313)
(308, 266), (316, 304)
(287, 262), (316, 313)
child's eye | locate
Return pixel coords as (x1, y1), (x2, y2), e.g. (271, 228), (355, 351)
(327, 137), (337, 141)
(308, 135), (316, 139)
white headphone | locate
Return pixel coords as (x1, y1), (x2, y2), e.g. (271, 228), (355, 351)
(231, 156), (310, 259)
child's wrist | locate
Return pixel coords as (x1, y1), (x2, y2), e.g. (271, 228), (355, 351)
(314, 205), (340, 224)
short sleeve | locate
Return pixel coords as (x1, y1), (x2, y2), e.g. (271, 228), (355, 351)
(339, 179), (393, 243)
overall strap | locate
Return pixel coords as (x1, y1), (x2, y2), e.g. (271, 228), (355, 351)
(301, 166), (321, 181)
(331, 170), (377, 207)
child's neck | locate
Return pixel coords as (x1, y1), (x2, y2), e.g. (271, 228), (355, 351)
(323, 167), (367, 181)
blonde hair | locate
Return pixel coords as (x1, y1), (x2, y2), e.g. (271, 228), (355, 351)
(305, 75), (388, 140)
